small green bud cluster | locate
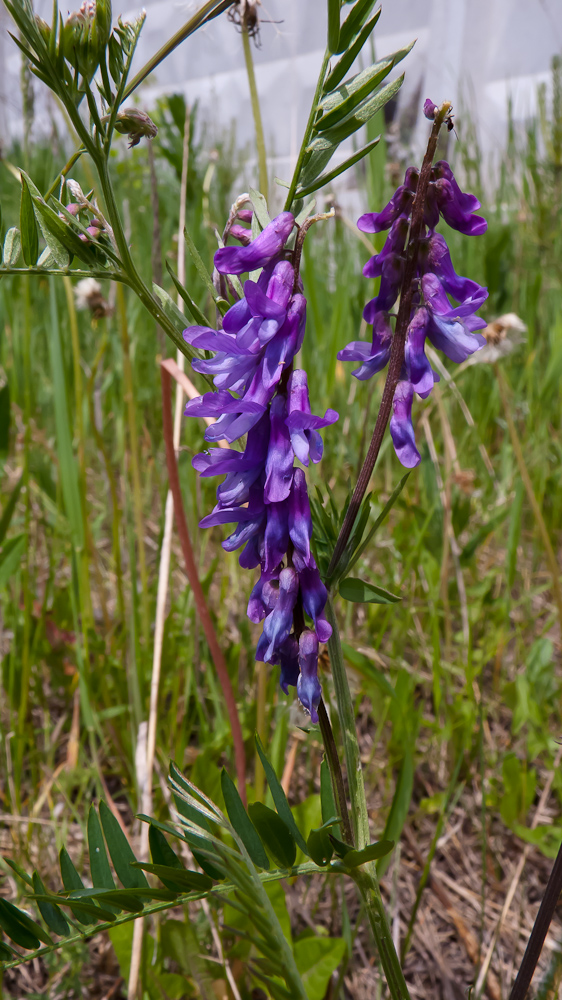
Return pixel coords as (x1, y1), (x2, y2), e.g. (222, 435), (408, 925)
(61, 0), (112, 82)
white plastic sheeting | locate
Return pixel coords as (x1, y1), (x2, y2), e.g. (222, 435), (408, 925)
(1, 0), (561, 168)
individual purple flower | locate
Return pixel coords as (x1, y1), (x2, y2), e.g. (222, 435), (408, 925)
(390, 381), (420, 469)
(297, 631), (322, 723)
(338, 113), (488, 469)
(214, 212), (295, 274)
(183, 214), (338, 720)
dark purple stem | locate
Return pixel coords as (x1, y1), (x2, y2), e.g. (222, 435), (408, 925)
(327, 103), (451, 580)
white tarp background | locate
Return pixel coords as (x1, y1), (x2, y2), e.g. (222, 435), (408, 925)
(1, 0), (561, 181)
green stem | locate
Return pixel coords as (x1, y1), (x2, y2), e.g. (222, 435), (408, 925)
(284, 49), (330, 211)
(325, 598), (411, 1000)
(0, 267), (126, 281)
(241, 24), (268, 201)
(356, 870), (411, 1000)
(325, 598), (368, 848)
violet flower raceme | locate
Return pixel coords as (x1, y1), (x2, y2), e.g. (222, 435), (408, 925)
(338, 115), (488, 468)
(183, 213), (338, 723)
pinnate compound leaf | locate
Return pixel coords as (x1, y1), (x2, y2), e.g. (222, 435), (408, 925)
(311, 75), (404, 148)
(220, 769), (270, 870)
(255, 735), (309, 855)
(2, 227), (21, 266)
(339, 578), (401, 604)
(293, 936), (347, 1000)
(32, 872), (69, 937)
(99, 801), (149, 891)
(248, 803), (297, 869)
(342, 839), (395, 868)
(20, 176), (39, 266)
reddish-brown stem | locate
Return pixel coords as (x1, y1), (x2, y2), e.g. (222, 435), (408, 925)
(327, 103), (451, 580)
(161, 363), (247, 802)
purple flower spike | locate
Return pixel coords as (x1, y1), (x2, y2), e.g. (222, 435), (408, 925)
(296, 630), (322, 724)
(423, 98), (437, 120)
(390, 381), (420, 469)
(214, 212), (295, 274)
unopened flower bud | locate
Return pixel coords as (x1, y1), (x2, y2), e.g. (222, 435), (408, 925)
(113, 108), (158, 148)
(35, 15), (51, 44)
(66, 179), (86, 203)
(423, 98), (437, 120)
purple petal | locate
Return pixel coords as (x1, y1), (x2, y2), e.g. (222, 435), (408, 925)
(357, 186), (414, 234)
(390, 381), (420, 468)
(214, 212), (295, 274)
(279, 635), (300, 693)
(423, 98), (437, 120)
(257, 567), (299, 663)
(296, 630), (321, 723)
(288, 468), (312, 563)
(263, 499), (289, 574)
(405, 308), (436, 399)
(435, 179), (487, 236)
(264, 395), (294, 503)
(299, 565), (331, 641)
(427, 233), (488, 312)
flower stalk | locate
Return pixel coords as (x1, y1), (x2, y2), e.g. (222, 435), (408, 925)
(328, 101), (453, 578)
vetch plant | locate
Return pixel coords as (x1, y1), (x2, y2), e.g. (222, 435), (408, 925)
(3, 2), (548, 998)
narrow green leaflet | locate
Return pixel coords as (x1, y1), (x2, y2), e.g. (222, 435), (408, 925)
(99, 801), (150, 891)
(346, 472), (410, 575)
(307, 826), (333, 867)
(255, 734), (309, 855)
(132, 862), (213, 893)
(317, 57), (396, 129)
(320, 759), (340, 837)
(338, 0), (377, 51)
(339, 578), (401, 604)
(249, 187), (271, 230)
(88, 806), (115, 890)
(60, 846), (91, 926)
(32, 872), (69, 937)
(20, 176), (39, 266)
(0, 899), (43, 950)
(3, 858), (33, 888)
(248, 803), (297, 869)
(310, 75), (404, 149)
(2, 227), (21, 266)
(324, 9), (382, 92)
(296, 138), (380, 199)
(327, 0), (341, 53)
(220, 769), (270, 870)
